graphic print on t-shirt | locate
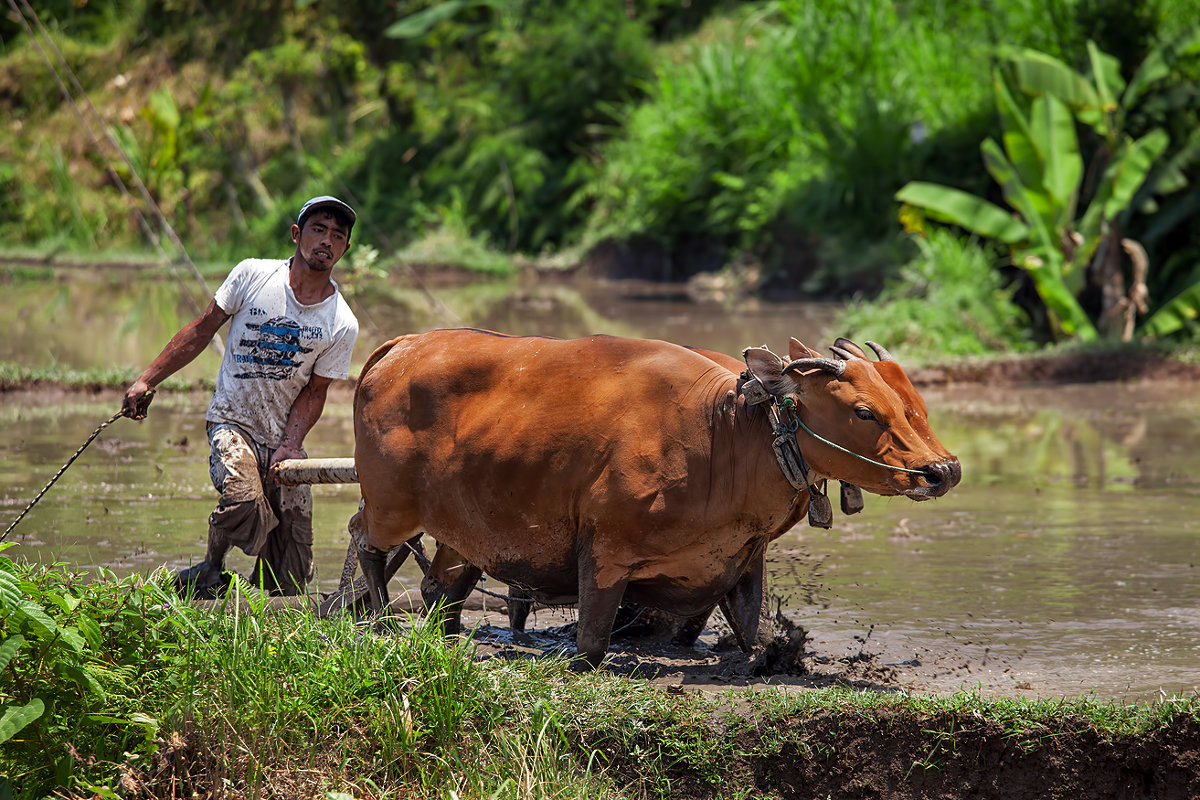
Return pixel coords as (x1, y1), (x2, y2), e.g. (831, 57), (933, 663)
(233, 315), (317, 380)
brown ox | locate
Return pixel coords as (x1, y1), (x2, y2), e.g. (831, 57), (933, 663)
(352, 328), (960, 666)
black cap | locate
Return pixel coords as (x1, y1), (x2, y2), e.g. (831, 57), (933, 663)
(296, 195), (356, 233)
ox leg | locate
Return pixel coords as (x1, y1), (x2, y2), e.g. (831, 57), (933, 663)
(324, 535), (427, 618)
(671, 605), (717, 648)
(421, 543), (482, 636)
(321, 500), (428, 618)
(508, 586), (535, 632)
(576, 537), (629, 669)
(359, 540), (391, 616)
(718, 547), (772, 653)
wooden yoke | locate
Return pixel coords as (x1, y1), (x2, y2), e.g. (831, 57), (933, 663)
(273, 457), (359, 486)
(271, 457), (419, 617)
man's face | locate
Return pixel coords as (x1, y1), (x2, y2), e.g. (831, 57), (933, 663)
(292, 210), (350, 271)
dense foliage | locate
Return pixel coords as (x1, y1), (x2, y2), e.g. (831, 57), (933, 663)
(898, 31), (1200, 342)
(2, 0), (1200, 351)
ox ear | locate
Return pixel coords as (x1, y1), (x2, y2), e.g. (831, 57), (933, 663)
(788, 337), (821, 361)
(742, 346), (795, 397)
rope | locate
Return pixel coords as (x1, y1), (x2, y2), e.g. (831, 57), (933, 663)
(2, 410), (126, 542)
(780, 400), (929, 476)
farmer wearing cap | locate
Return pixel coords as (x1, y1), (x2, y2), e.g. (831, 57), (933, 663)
(122, 196), (360, 597)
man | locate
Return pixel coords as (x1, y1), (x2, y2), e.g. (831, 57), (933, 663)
(123, 196), (360, 597)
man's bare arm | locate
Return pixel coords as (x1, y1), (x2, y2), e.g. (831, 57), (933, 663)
(268, 373), (336, 480)
(123, 299), (230, 419)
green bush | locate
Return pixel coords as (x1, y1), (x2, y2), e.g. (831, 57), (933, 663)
(586, 0), (1001, 285)
(351, 0), (654, 253)
(836, 229), (1033, 358)
(0, 545), (183, 798)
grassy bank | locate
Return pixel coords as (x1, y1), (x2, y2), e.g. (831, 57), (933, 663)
(2, 551), (1198, 800)
(0, 362), (209, 393)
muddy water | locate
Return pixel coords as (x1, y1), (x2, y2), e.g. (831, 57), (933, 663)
(2, 267), (1199, 701)
(774, 381), (1200, 701)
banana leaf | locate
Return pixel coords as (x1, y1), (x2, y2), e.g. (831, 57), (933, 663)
(1104, 129), (1170, 221)
(1022, 247), (1098, 340)
(1011, 49), (1100, 115)
(1124, 24), (1200, 109)
(1141, 278), (1200, 338)
(980, 139), (1057, 244)
(1077, 129), (1170, 247)
(993, 71), (1043, 192)
(894, 182), (1028, 243)
(1086, 42), (1126, 114)
(1029, 95), (1082, 221)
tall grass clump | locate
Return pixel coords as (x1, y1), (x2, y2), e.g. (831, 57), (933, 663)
(0, 545), (632, 798)
(170, 587), (505, 796)
(836, 229), (1033, 359)
(0, 545), (187, 798)
(587, 0), (1000, 285)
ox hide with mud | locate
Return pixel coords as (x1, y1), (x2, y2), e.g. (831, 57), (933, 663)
(351, 328), (960, 667)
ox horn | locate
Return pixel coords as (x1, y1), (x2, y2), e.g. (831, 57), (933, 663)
(833, 337), (869, 360)
(829, 345), (861, 361)
(865, 341), (895, 362)
(784, 358), (845, 377)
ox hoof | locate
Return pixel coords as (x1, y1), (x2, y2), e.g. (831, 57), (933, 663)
(568, 652), (606, 672)
(357, 612), (400, 636)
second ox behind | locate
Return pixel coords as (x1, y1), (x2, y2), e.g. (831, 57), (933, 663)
(351, 328), (960, 666)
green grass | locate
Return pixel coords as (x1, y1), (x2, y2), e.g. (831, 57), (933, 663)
(0, 362), (207, 392)
(2, 550), (1197, 799)
(395, 221), (519, 278)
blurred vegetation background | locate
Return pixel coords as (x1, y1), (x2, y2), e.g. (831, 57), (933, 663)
(2, 0), (1200, 356)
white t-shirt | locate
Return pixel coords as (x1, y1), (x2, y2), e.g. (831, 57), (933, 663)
(206, 258), (359, 448)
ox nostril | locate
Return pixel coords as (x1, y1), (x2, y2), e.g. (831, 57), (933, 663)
(922, 466), (944, 487)
(921, 460), (962, 491)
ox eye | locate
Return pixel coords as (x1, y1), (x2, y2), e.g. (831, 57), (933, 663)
(854, 407), (877, 422)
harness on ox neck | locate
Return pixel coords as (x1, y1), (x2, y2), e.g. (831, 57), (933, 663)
(739, 364), (926, 529)
(739, 371), (835, 528)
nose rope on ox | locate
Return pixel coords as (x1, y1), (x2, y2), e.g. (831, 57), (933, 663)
(741, 371), (928, 529)
(777, 395), (930, 477)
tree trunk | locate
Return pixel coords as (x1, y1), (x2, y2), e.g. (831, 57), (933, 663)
(1090, 224), (1128, 338)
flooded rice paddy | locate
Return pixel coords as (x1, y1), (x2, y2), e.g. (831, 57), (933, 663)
(2, 266), (1198, 701)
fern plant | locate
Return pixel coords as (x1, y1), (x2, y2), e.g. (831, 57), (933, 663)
(0, 545), (173, 798)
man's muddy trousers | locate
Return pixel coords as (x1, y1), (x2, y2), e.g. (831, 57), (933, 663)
(206, 422), (314, 595)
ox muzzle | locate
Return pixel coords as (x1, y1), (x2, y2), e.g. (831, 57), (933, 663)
(906, 458), (962, 500)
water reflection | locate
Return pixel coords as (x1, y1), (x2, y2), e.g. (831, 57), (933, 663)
(0, 267), (837, 376)
(769, 380), (1200, 699)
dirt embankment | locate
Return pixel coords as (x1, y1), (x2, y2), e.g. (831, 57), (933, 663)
(132, 698), (1199, 800)
(905, 347), (1200, 388)
(647, 709), (1200, 800)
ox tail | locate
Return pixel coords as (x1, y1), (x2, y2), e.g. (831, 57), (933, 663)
(353, 335), (408, 415)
